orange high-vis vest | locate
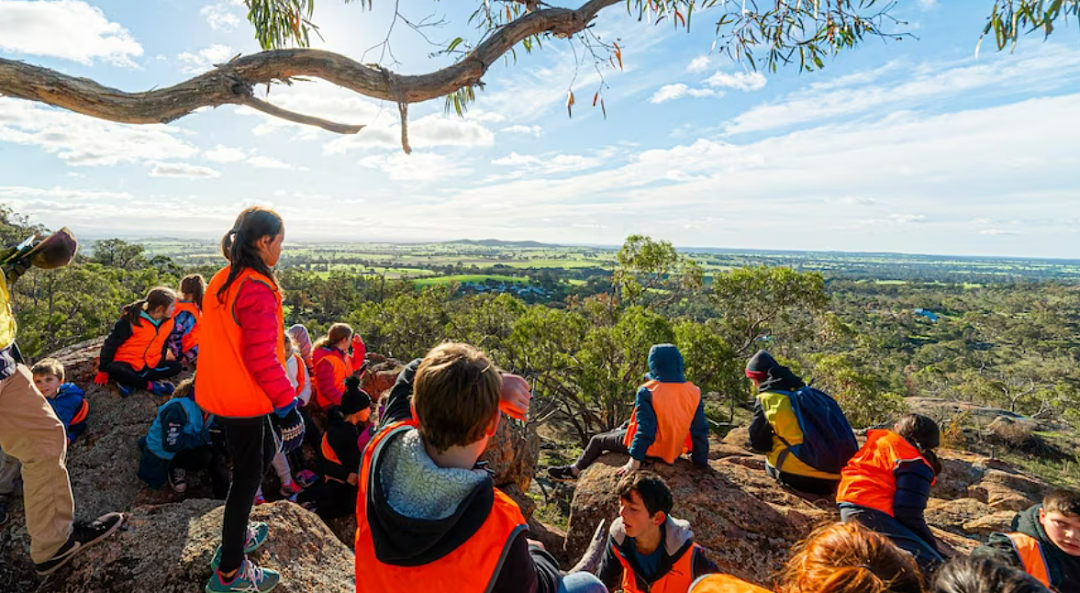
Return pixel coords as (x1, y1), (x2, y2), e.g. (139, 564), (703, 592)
(321, 433), (342, 466)
(314, 350), (350, 408)
(113, 315), (175, 370)
(690, 574), (775, 593)
(173, 300), (201, 352)
(70, 399), (90, 425)
(623, 381), (701, 464)
(292, 353), (308, 398)
(1005, 532), (1052, 588)
(196, 266), (285, 418)
(355, 420), (528, 593)
(616, 542), (700, 593)
(835, 430), (935, 517)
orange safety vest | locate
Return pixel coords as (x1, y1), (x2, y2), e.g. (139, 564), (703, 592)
(690, 574), (774, 593)
(292, 352), (308, 398)
(314, 349), (350, 408)
(70, 398), (90, 425)
(321, 432), (342, 466)
(355, 419), (528, 592)
(113, 315), (175, 370)
(623, 381), (701, 464)
(1005, 532), (1052, 589)
(173, 300), (201, 352)
(835, 430), (935, 516)
(196, 266), (285, 418)
(616, 542), (700, 593)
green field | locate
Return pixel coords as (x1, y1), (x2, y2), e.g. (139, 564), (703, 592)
(413, 274), (531, 287)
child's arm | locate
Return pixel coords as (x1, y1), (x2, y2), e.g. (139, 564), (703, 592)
(233, 281), (294, 412)
(893, 460), (938, 550)
(691, 546), (721, 579)
(748, 399), (775, 453)
(627, 386), (658, 461)
(97, 318), (132, 370)
(380, 358), (422, 429)
(689, 397), (710, 467)
(489, 531), (560, 593)
(349, 334), (366, 373)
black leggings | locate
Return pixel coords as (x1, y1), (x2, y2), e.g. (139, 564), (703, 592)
(104, 360), (182, 388)
(218, 415), (278, 574)
(574, 427), (629, 470)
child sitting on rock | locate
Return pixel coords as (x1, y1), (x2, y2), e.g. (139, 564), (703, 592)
(547, 344), (709, 481)
(596, 472), (719, 592)
(138, 377), (229, 498)
(934, 556), (1050, 593)
(168, 274), (204, 366)
(836, 413), (945, 573)
(95, 287), (181, 396)
(778, 521), (924, 593)
(300, 376), (371, 518)
(354, 341), (606, 593)
(311, 323), (365, 409)
(31, 358), (88, 443)
(974, 488), (1080, 592)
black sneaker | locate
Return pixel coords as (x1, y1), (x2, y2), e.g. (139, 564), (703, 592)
(169, 467), (188, 494)
(35, 512), (124, 576)
(547, 465), (578, 482)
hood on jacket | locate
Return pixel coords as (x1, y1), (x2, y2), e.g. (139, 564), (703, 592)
(646, 344), (686, 383)
(365, 426), (499, 566)
(758, 364), (805, 393)
(610, 516), (694, 557)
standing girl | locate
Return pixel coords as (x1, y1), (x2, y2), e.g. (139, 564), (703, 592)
(95, 287), (181, 397)
(197, 207), (302, 593)
(836, 413), (945, 573)
(169, 274), (205, 365)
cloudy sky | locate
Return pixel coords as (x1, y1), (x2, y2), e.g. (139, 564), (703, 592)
(1, 0), (1078, 257)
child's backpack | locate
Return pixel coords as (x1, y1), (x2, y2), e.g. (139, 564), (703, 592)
(775, 386), (858, 475)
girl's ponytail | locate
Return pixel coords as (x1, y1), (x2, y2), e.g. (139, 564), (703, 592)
(121, 299), (148, 326)
(896, 413), (943, 475)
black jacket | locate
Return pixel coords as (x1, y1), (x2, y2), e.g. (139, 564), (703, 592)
(322, 407), (361, 483)
(597, 516), (718, 590)
(973, 504), (1080, 593)
(364, 358), (562, 593)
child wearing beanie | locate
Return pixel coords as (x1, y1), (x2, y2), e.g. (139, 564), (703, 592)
(305, 376), (372, 518)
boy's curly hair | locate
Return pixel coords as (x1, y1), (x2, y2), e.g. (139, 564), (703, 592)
(413, 342), (501, 453)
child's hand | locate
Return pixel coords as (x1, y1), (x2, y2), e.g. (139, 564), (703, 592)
(347, 472), (359, 486)
(93, 371), (109, 386)
(616, 458), (641, 476)
(499, 374), (531, 421)
(165, 349), (177, 362)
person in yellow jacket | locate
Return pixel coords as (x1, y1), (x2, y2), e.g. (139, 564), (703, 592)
(0, 230), (123, 575)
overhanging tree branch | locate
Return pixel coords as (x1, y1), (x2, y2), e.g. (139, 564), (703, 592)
(0, 0), (619, 152)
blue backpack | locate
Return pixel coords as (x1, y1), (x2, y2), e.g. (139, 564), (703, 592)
(775, 386), (858, 475)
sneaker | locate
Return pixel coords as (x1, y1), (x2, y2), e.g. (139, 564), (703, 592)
(205, 559), (280, 593)
(169, 467), (188, 494)
(35, 512), (125, 576)
(210, 523), (269, 570)
(253, 493), (266, 506)
(279, 482), (301, 498)
(294, 470), (318, 489)
(547, 465), (578, 482)
(149, 381), (175, 396)
(116, 383), (135, 397)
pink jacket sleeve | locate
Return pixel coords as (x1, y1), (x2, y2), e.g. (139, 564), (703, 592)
(234, 280), (294, 411)
(316, 356), (344, 407)
(350, 336), (366, 373)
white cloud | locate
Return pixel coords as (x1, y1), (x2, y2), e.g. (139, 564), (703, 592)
(687, 56), (712, 73)
(491, 152), (602, 174)
(705, 71), (768, 92)
(358, 153), (471, 182)
(0, 186), (134, 202)
(0, 98), (198, 166)
(203, 144), (248, 163)
(979, 229), (1020, 235)
(177, 44), (236, 74)
(248, 155), (303, 170)
(200, 1), (244, 32)
(149, 162), (220, 178)
(325, 113), (495, 153)
(917, 0), (940, 10)
(501, 125), (543, 136)
(649, 84), (723, 104)
(0, 0), (143, 66)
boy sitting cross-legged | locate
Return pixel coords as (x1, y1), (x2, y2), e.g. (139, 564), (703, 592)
(974, 488), (1080, 592)
(354, 341), (607, 593)
(596, 472), (719, 593)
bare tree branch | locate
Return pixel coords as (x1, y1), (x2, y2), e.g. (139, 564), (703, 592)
(237, 94), (366, 133)
(0, 0), (619, 152)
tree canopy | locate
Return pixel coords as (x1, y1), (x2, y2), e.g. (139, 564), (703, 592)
(0, 0), (1076, 152)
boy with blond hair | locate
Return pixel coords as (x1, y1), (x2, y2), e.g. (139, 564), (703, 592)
(354, 342), (607, 593)
(975, 488), (1080, 592)
(31, 358), (88, 443)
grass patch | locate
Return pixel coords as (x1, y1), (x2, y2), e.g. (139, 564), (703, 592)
(413, 274), (530, 287)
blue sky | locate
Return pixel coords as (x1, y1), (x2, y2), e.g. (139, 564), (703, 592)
(0, 0), (1079, 257)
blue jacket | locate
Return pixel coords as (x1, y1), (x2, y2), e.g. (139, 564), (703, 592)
(628, 344), (710, 466)
(144, 396), (211, 460)
(47, 383), (87, 443)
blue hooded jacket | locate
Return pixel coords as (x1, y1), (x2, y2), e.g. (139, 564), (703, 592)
(628, 344), (710, 465)
(46, 383), (87, 443)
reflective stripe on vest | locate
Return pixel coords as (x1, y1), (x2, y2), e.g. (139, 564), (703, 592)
(70, 398), (90, 425)
(314, 352), (349, 408)
(0, 277), (16, 350)
(1006, 532), (1052, 588)
(114, 316), (176, 370)
(355, 419), (528, 593)
(689, 574), (774, 593)
(623, 381), (701, 464)
(835, 430), (935, 516)
(616, 542), (699, 593)
(174, 300), (201, 352)
(196, 266), (285, 418)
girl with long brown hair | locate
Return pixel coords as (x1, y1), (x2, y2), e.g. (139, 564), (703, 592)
(94, 286), (181, 396)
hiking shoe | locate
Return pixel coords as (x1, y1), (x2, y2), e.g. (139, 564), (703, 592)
(149, 381), (175, 396)
(169, 467), (188, 494)
(547, 465), (578, 482)
(279, 482), (301, 498)
(210, 522), (269, 570)
(294, 470), (318, 489)
(35, 512), (124, 575)
(116, 383), (136, 397)
(205, 560), (280, 593)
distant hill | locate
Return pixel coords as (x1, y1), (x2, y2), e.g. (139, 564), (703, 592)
(449, 239), (561, 248)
